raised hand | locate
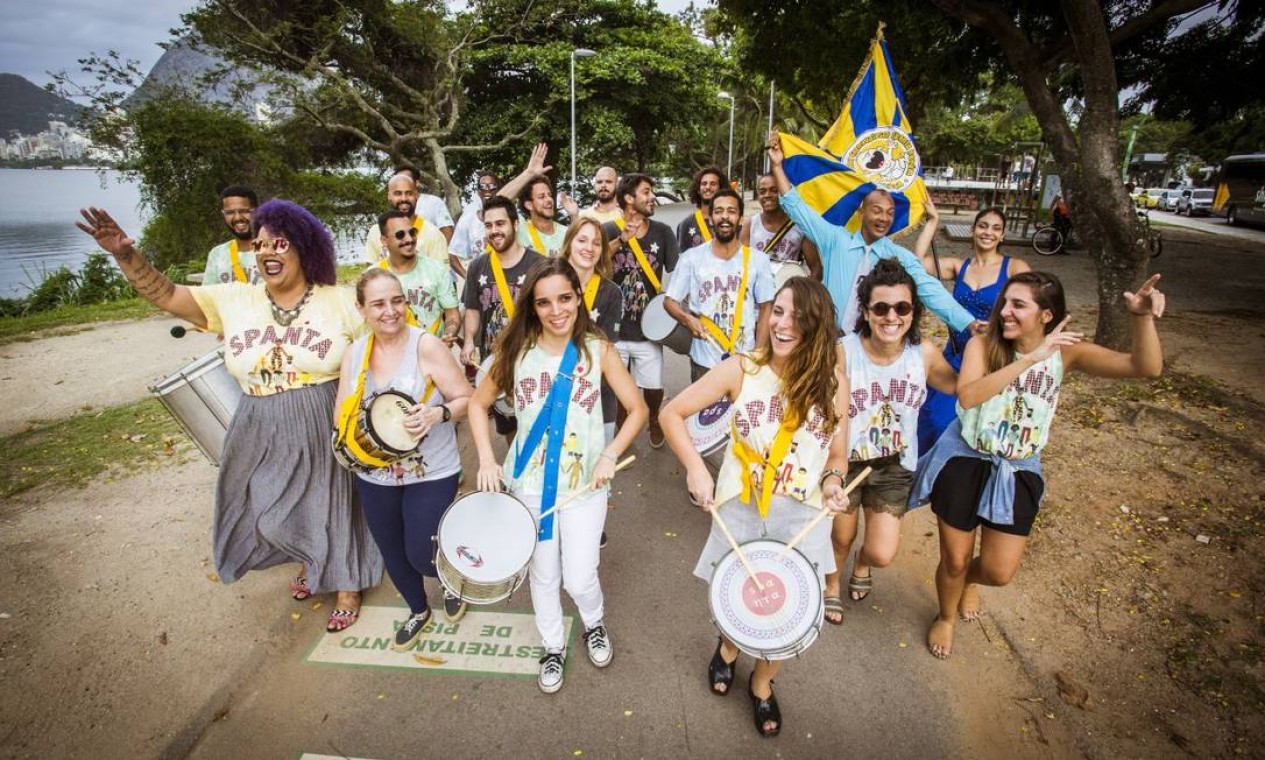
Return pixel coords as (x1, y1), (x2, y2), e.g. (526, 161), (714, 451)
(765, 131), (784, 166)
(75, 207), (136, 258)
(560, 191), (579, 219)
(1029, 315), (1084, 363)
(1123, 273), (1165, 318)
(525, 143), (553, 178)
(923, 197), (940, 221)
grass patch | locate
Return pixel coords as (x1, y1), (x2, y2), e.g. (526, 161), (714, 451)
(0, 397), (187, 499)
(0, 298), (158, 345)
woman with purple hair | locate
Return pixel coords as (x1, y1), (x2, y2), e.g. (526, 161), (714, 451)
(77, 201), (383, 632)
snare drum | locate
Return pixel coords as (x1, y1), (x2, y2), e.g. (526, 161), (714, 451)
(687, 396), (734, 472)
(773, 262), (811, 290)
(642, 294), (693, 355)
(357, 390), (418, 458)
(150, 349), (243, 466)
(435, 491), (537, 604)
(708, 539), (824, 661)
(475, 354), (516, 418)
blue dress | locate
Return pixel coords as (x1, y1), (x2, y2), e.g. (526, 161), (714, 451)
(917, 256), (1012, 452)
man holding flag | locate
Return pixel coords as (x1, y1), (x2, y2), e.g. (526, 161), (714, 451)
(768, 26), (975, 335)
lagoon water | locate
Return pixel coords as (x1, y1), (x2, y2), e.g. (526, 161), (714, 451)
(0, 168), (147, 297)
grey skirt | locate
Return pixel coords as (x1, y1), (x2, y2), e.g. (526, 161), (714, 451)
(693, 495), (837, 582)
(213, 381), (383, 593)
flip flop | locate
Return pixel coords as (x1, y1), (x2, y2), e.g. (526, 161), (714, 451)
(290, 576), (312, 601)
(849, 572), (873, 602)
(824, 596), (845, 626)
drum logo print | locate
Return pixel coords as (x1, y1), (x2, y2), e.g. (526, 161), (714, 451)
(456, 545), (485, 568)
(698, 399), (731, 427)
(742, 572), (787, 616)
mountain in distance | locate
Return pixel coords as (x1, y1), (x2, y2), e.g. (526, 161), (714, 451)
(125, 38), (272, 115)
(0, 74), (84, 136)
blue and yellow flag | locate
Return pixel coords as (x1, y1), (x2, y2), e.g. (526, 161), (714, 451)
(780, 24), (928, 235)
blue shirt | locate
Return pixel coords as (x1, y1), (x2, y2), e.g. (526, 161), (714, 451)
(780, 188), (974, 333)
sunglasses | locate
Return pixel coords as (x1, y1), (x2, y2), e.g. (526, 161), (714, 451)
(251, 237), (290, 254)
(867, 301), (913, 317)
(393, 228), (419, 240)
(478, 183), (500, 191)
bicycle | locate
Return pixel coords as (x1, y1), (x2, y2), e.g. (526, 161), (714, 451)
(1031, 220), (1067, 256)
(1135, 208), (1163, 259)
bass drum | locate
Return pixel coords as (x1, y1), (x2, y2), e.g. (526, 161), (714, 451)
(150, 349), (243, 466)
(475, 354), (516, 418)
(642, 294), (693, 355)
(773, 262), (811, 290)
(435, 491), (538, 604)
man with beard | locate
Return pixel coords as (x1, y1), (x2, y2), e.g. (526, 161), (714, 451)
(376, 211), (461, 345)
(450, 170), (501, 275)
(740, 173), (822, 281)
(578, 166), (622, 225)
(364, 174), (459, 276)
(600, 173), (679, 448)
(675, 165), (728, 253)
(767, 131), (976, 336)
(493, 144), (568, 257)
(461, 195), (547, 441)
(665, 189), (775, 383)
(204, 186), (260, 284)
(392, 161), (456, 243)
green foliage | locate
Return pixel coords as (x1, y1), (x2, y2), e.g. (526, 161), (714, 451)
(918, 80), (1041, 166)
(0, 254), (136, 319)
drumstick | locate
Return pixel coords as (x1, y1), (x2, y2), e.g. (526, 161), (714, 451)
(710, 507), (764, 590)
(777, 466), (873, 558)
(536, 456), (636, 521)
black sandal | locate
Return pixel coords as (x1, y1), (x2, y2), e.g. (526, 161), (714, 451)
(748, 674), (781, 737)
(708, 639), (736, 696)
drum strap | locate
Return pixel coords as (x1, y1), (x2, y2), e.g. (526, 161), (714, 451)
(375, 260), (422, 328)
(731, 411), (800, 518)
(489, 248), (516, 319)
(583, 275), (601, 310)
(228, 240), (248, 283)
(512, 340), (579, 542)
(764, 219), (794, 251)
(526, 221), (547, 255)
(335, 334), (392, 468)
(698, 246), (751, 355)
(694, 210), (713, 243)
(614, 219), (661, 292)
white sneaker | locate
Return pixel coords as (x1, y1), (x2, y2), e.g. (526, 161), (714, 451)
(584, 624), (613, 668)
(538, 650), (565, 693)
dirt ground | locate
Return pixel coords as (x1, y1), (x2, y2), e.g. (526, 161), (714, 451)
(0, 220), (1262, 758)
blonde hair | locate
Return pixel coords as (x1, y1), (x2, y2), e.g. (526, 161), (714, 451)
(560, 218), (612, 278)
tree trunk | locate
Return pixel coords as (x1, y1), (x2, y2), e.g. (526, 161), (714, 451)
(425, 137), (465, 218)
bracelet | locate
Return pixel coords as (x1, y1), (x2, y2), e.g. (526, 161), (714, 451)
(599, 451), (618, 464)
(819, 468), (847, 489)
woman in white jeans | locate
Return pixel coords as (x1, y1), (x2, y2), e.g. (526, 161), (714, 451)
(469, 257), (647, 693)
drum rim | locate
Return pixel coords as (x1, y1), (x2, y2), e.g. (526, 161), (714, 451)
(707, 539), (823, 655)
(363, 389), (420, 455)
(149, 349), (230, 394)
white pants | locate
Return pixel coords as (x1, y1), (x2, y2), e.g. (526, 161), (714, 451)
(519, 491), (608, 651)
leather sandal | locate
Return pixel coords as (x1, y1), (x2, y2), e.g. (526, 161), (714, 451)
(708, 639), (736, 696)
(749, 674), (781, 737)
(290, 576), (312, 601)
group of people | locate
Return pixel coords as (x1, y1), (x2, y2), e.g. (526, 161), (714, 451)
(75, 129), (1166, 739)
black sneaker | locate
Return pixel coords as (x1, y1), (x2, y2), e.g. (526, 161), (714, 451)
(599, 531), (608, 549)
(538, 651), (565, 693)
(391, 608), (431, 651)
(443, 592), (468, 622)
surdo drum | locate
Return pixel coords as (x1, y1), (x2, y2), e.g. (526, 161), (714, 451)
(435, 491), (537, 604)
(476, 354), (516, 418)
(687, 396), (734, 473)
(708, 539), (824, 660)
(149, 349), (243, 466)
(773, 262), (811, 290)
(642, 294), (693, 355)
(330, 390), (419, 472)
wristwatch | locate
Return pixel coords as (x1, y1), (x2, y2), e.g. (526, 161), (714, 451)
(440, 404), (451, 423)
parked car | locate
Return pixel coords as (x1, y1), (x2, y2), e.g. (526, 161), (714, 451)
(1176, 188), (1215, 216)
(1135, 187), (1165, 209)
(1159, 189), (1185, 212)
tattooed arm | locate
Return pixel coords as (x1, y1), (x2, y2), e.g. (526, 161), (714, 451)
(76, 207), (208, 328)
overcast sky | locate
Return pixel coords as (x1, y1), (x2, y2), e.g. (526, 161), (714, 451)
(0, 0), (697, 90)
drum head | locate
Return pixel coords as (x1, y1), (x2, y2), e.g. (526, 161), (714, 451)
(640, 294), (672, 341)
(687, 397), (734, 456)
(774, 262), (811, 290)
(476, 354), (516, 416)
(708, 539), (822, 658)
(438, 492), (537, 583)
(366, 390), (417, 452)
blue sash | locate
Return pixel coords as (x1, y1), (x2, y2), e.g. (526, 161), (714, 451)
(512, 340), (580, 541)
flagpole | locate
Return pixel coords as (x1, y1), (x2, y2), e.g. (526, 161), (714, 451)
(765, 81), (774, 174)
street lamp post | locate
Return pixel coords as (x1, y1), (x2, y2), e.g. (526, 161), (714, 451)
(570, 48), (597, 190)
(718, 91), (735, 180)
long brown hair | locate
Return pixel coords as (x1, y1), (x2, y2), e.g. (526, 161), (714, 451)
(488, 257), (602, 398)
(750, 276), (842, 432)
(560, 218), (612, 278)
(984, 271), (1068, 372)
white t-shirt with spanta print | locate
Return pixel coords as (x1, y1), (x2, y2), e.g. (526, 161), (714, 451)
(191, 284), (364, 396)
(375, 256), (459, 333)
(842, 333), (927, 471)
(665, 243), (776, 368)
(503, 337), (606, 497)
(204, 240), (261, 285)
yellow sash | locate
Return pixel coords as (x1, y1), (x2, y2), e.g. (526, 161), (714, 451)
(614, 218), (661, 292)
(526, 220), (547, 255)
(334, 335), (437, 470)
(731, 412), (800, 518)
(228, 240), (247, 283)
(694, 210), (712, 243)
(413, 216), (425, 234)
(489, 248), (515, 318)
(583, 275), (601, 310)
(698, 246), (751, 354)
(375, 259), (421, 328)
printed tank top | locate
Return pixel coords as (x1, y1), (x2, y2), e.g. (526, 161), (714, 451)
(842, 333), (927, 471)
(958, 350), (1063, 460)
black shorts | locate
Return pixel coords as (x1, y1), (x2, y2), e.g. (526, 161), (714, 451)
(492, 407), (518, 437)
(930, 457), (1044, 537)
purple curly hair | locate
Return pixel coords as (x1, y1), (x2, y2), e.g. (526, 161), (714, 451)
(252, 199), (337, 286)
